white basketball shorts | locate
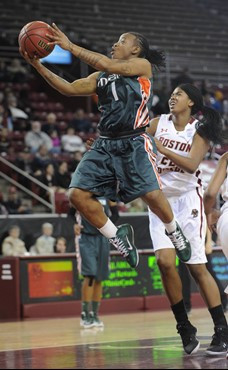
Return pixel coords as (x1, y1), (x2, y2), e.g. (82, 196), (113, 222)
(149, 188), (207, 264)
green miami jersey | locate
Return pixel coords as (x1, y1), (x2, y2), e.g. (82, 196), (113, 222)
(96, 72), (153, 134)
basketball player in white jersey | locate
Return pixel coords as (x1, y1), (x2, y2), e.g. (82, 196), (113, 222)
(147, 84), (227, 356)
(204, 152), (228, 359)
(204, 152), (228, 292)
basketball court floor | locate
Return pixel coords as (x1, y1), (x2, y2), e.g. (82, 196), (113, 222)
(0, 308), (227, 369)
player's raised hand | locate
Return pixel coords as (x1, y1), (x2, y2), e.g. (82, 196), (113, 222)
(46, 23), (72, 51)
(19, 47), (41, 68)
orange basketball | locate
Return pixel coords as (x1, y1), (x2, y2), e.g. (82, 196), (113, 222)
(18, 21), (55, 59)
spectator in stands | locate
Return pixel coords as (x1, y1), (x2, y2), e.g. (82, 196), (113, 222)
(54, 237), (67, 253)
(37, 163), (57, 200)
(61, 127), (86, 153)
(30, 223), (55, 255)
(15, 147), (33, 174)
(69, 108), (92, 133)
(50, 129), (61, 154)
(7, 94), (29, 122)
(31, 145), (54, 176)
(2, 225), (28, 256)
(171, 67), (194, 91)
(42, 112), (60, 136)
(15, 147), (34, 189)
(6, 58), (28, 83)
(56, 162), (71, 190)
(25, 121), (53, 153)
(3, 186), (32, 215)
(68, 151), (83, 173)
(0, 127), (10, 153)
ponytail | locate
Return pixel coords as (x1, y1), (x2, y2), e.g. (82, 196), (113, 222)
(129, 32), (166, 70)
(178, 83), (223, 144)
(195, 106), (223, 144)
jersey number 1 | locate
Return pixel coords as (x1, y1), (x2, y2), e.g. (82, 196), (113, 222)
(111, 81), (119, 101)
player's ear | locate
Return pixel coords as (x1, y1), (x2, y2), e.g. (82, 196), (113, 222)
(188, 99), (194, 108)
(132, 45), (141, 56)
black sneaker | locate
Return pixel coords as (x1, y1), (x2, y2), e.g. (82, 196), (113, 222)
(109, 224), (139, 268)
(177, 321), (200, 355)
(206, 326), (228, 356)
(166, 222), (191, 262)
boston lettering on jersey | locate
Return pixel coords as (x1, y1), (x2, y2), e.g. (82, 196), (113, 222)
(96, 72), (153, 134)
(159, 137), (192, 153)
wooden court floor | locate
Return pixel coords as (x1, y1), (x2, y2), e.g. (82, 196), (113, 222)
(0, 308), (227, 369)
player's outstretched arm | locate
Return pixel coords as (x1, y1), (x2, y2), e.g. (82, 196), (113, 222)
(46, 23), (151, 77)
(19, 47), (98, 96)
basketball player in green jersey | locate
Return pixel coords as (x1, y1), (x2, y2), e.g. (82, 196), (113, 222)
(20, 24), (191, 268)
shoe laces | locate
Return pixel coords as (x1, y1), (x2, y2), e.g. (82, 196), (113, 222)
(168, 230), (186, 251)
(109, 237), (129, 257)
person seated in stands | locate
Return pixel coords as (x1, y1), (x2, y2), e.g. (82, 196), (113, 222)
(54, 237), (67, 254)
(0, 127), (10, 153)
(68, 151), (83, 173)
(42, 112), (61, 136)
(69, 108), (92, 133)
(2, 225), (28, 256)
(50, 129), (61, 154)
(15, 147), (33, 188)
(56, 162), (71, 191)
(30, 223), (55, 255)
(3, 186), (32, 215)
(61, 127), (86, 153)
(31, 145), (55, 177)
(6, 58), (28, 83)
(37, 163), (57, 200)
(25, 121), (53, 153)
(7, 94), (29, 122)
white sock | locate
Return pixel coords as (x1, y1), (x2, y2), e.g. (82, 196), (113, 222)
(164, 218), (177, 234)
(98, 219), (118, 239)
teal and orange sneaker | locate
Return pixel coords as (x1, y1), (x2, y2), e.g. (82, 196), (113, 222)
(109, 224), (139, 268)
(166, 222), (191, 262)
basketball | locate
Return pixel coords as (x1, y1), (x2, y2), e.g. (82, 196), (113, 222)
(18, 21), (55, 59)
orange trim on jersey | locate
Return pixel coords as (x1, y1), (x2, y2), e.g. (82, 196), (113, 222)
(141, 133), (162, 189)
(134, 78), (151, 130)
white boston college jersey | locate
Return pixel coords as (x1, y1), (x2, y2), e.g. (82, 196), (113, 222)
(155, 114), (203, 198)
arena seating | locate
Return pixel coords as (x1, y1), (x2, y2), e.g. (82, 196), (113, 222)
(0, 0), (228, 84)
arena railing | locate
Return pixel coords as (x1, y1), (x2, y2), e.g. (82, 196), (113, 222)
(0, 155), (55, 213)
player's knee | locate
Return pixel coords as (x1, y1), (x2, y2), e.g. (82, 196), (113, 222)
(157, 256), (174, 274)
(189, 265), (208, 283)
